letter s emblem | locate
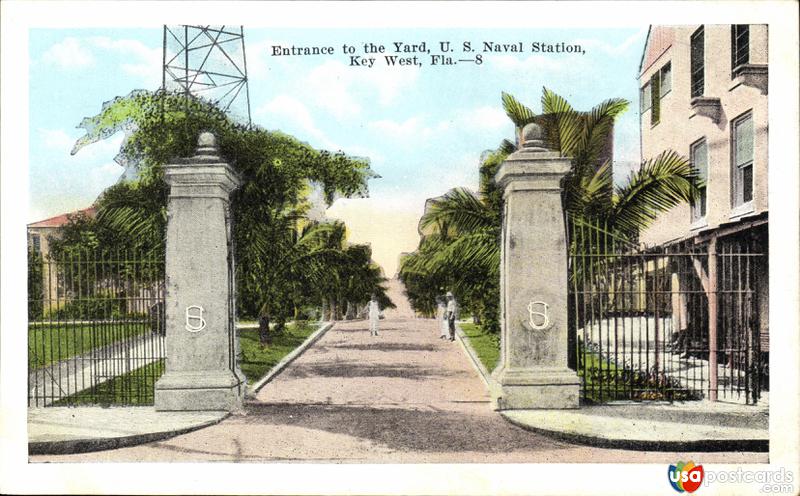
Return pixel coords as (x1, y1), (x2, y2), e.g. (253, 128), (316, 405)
(185, 305), (206, 333)
(527, 301), (550, 331)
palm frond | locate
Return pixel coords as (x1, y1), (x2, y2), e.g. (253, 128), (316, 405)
(541, 86), (574, 115)
(419, 187), (494, 235)
(501, 92), (536, 129)
(579, 98), (629, 164)
(611, 150), (698, 236)
(571, 159), (613, 218)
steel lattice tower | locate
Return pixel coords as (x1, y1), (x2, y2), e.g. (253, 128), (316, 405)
(162, 25), (252, 127)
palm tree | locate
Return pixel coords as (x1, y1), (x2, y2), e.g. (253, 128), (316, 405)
(401, 88), (700, 331)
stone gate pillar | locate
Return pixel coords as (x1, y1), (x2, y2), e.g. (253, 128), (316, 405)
(155, 132), (245, 411)
(492, 123), (580, 409)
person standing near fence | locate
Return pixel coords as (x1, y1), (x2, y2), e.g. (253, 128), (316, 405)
(368, 294), (380, 337)
(446, 291), (457, 342)
(435, 296), (448, 339)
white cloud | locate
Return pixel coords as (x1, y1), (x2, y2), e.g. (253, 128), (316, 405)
(41, 36), (162, 87)
(304, 61), (363, 120)
(361, 63), (420, 106)
(40, 129), (73, 150)
(39, 128), (125, 165)
(256, 94), (341, 150)
(455, 106), (510, 134)
(89, 163), (124, 191)
(367, 106), (509, 144)
(252, 57), (420, 120)
(256, 96), (384, 162)
(344, 145), (384, 165)
(89, 37), (162, 88)
(315, 61), (419, 118)
(246, 39), (294, 80)
(42, 37), (94, 69)
(368, 116), (451, 141)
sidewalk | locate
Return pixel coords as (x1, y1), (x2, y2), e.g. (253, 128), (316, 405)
(28, 407), (227, 455)
(502, 401), (768, 452)
(455, 324), (769, 452)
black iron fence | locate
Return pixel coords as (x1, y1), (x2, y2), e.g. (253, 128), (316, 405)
(27, 249), (166, 407)
(567, 217), (767, 404)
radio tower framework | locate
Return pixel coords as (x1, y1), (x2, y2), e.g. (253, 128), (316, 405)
(162, 25), (252, 127)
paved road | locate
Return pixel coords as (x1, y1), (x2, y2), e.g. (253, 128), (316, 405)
(33, 310), (766, 463)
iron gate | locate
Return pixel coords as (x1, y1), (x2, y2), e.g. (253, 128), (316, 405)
(27, 249), (166, 406)
(567, 217), (767, 404)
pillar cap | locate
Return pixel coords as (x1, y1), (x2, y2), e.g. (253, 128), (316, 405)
(494, 125), (571, 191)
(520, 122), (548, 151)
(170, 131), (229, 165)
(165, 132), (242, 191)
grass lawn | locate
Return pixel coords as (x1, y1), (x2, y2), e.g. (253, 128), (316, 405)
(238, 321), (319, 383)
(458, 322), (500, 373)
(28, 322), (152, 370)
(456, 325), (697, 403)
(54, 359), (164, 406)
(45, 321), (320, 406)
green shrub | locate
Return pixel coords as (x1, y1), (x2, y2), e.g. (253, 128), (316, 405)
(28, 251), (44, 320)
(53, 296), (126, 320)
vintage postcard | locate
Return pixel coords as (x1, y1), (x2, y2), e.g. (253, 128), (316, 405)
(1, 1), (798, 495)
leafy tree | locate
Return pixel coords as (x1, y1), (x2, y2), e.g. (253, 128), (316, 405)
(59, 90), (388, 341)
(401, 87), (700, 333)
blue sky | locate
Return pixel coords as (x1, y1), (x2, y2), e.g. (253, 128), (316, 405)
(29, 27), (648, 275)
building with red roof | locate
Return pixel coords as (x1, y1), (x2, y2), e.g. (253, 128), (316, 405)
(27, 206), (96, 257)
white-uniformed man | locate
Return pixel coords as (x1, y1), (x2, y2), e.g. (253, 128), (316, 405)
(445, 292), (457, 341)
(436, 296), (448, 339)
(368, 294), (380, 336)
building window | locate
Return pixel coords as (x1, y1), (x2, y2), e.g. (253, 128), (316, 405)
(30, 234), (41, 253)
(690, 139), (708, 222)
(732, 112), (754, 207)
(640, 82), (651, 113)
(660, 62), (672, 96)
(651, 70), (661, 125)
(641, 63), (671, 124)
(690, 26), (704, 98)
(731, 25), (750, 75)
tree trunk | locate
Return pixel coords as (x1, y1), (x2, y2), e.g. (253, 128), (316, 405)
(259, 314), (271, 346)
(329, 299), (337, 321)
(337, 298), (346, 320)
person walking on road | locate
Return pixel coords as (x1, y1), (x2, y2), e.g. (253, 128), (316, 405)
(435, 296), (448, 339)
(368, 294), (380, 336)
(446, 291), (457, 341)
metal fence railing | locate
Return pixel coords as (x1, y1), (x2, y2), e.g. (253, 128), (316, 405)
(567, 217), (767, 405)
(27, 249), (166, 407)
